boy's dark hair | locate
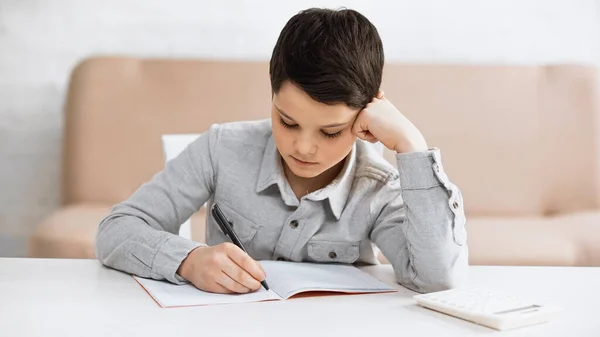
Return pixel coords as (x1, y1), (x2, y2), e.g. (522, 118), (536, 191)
(269, 8), (384, 110)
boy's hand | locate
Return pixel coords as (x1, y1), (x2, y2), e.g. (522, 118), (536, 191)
(352, 91), (428, 153)
(177, 243), (266, 294)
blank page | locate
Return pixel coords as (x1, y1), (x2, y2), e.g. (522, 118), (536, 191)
(133, 276), (281, 308)
(260, 261), (396, 299)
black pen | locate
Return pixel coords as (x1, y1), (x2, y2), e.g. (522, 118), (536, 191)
(211, 203), (270, 291)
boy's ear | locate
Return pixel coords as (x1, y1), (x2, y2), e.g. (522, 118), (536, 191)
(376, 90), (384, 99)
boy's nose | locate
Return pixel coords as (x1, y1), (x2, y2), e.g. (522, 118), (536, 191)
(295, 134), (317, 155)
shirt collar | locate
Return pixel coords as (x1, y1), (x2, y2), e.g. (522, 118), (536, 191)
(316, 144), (357, 220)
(255, 137), (298, 206)
(255, 136), (356, 220)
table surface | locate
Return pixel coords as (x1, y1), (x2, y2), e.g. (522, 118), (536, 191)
(1, 258), (599, 337)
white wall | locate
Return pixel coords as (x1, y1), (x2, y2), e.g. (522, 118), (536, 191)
(1, 0), (599, 256)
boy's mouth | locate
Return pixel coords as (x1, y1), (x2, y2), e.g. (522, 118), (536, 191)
(291, 156), (318, 166)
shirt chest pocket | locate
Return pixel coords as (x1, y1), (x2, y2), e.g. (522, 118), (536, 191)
(307, 240), (360, 264)
(208, 203), (260, 245)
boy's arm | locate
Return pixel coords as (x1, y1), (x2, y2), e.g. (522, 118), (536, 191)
(352, 91), (467, 293)
(369, 149), (469, 293)
(95, 125), (221, 284)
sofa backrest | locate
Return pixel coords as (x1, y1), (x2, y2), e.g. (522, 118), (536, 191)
(63, 57), (600, 217)
(381, 65), (600, 217)
(63, 58), (272, 206)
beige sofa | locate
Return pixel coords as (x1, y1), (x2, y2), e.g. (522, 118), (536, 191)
(29, 57), (600, 267)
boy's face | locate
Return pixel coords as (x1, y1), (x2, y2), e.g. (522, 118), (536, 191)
(271, 81), (359, 179)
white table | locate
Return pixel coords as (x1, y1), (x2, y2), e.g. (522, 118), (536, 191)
(1, 258), (599, 337)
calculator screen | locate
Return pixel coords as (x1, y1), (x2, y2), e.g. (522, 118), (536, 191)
(494, 305), (541, 315)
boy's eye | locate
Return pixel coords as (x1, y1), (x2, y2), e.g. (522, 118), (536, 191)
(279, 118), (298, 129)
(279, 117), (342, 139)
(321, 130), (342, 139)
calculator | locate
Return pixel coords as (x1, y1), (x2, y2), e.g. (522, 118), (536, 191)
(413, 287), (562, 331)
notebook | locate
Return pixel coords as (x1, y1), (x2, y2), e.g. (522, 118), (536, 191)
(134, 260), (397, 308)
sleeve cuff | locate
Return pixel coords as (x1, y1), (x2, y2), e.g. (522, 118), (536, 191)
(174, 273), (188, 284)
(151, 235), (205, 285)
(396, 148), (446, 190)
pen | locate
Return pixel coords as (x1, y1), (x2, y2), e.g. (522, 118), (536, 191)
(211, 203), (270, 291)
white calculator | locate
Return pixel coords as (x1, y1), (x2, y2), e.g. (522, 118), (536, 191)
(413, 287), (562, 331)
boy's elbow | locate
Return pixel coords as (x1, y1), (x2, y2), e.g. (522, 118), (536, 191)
(421, 269), (466, 293)
(94, 216), (117, 263)
(411, 253), (469, 293)
(408, 270), (466, 294)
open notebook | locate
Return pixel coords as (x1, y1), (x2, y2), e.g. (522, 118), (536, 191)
(134, 261), (396, 308)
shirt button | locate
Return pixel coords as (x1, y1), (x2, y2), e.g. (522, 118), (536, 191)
(290, 220), (299, 229)
(277, 257), (286, 261)
(328, 251), (337, 259)
(452, 201), (460, 209)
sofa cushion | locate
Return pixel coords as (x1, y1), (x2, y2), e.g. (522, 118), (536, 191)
(467, 212), (600, 266)
(375, 212), (600, 267)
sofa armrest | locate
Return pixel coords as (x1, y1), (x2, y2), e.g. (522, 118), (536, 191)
(29, 204), (111, 258)
(29, 204), (208, 259)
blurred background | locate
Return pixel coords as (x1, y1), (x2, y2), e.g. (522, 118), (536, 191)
(1, 0), (599, 259)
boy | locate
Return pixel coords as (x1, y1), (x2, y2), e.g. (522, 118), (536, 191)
(95, 8), (468, 294)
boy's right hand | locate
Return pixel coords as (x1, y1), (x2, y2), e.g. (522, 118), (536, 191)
(176, 243), (266, 294)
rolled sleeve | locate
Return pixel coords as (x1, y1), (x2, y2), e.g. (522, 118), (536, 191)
(152, 236), (205, 284)
(397, 148), (466, 245)
(396, 149), (441, 189)
(370, 148), (468, 293)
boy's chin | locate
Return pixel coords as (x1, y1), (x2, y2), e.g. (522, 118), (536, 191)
(287, 166), (322, 179)
(291, 171), (322, 179)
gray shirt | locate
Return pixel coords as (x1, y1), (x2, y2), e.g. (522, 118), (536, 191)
(95, 119), (468, 293)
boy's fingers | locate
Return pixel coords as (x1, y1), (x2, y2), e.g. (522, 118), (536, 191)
(207, 281), (234, 294)
(353, 126), (375, 142)
(362, 131), (377, 142)
(216, 271), (251, 293)
(352, 120), (367, 139)
(221, 258), (261, 291)
(352, 129), (364, 139)
(226, 245), (266, 283)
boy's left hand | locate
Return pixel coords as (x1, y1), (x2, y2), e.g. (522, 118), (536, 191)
(352, 91), (428, 153)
